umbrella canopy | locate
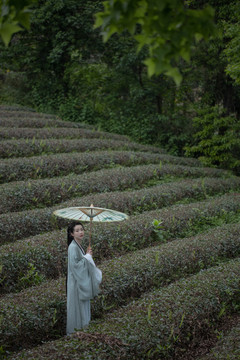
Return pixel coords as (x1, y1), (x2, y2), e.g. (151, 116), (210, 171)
(53, 204), (129, 246)
(53, 206), (128, 222)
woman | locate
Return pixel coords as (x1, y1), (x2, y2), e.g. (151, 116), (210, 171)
(66, 222), (102, 335)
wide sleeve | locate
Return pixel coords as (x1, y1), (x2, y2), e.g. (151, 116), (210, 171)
(68, 243), (101, 300)
(84, 253), (102, 284)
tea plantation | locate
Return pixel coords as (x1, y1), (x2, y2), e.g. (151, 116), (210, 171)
(0, 106), (239, 360)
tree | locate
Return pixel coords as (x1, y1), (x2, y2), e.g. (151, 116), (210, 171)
(185, 106), (240, 174)
(223, 4), (240, 85)
(94, 0), (217, 84)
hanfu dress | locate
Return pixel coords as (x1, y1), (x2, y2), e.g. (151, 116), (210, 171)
(66, 240), (102, 335)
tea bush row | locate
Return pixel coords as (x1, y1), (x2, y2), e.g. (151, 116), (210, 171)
(86, 257), (240, 360)
(5, 258), (240, 358)
(0, 138), (164, 158)
(198, 318), (240, 360)
(1, 193), (239, 292)
(0, 115), (90, 129)
(0, 150), (204, 183)
(0, 163), (230, 214)
(0, 108), (55, 117)
(0, 175), (239, 244)
(0, 151), (161, 183)
(1, 223), (240, 351)
(0, 175), (239, 243)
(0, 126), (129, 141)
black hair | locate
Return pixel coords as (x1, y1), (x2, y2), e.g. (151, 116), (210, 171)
(67, 221), (85, 247)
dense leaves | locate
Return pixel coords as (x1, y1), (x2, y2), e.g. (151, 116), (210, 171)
(0, 76), (239, 359)
(0, 1), (239, 170)
(1, 224), (240, 350)
(95, 0), (216, 84)
(0, 0), (35, 45)
(185, 106), (240, 174)
(1, 162), (228, 214)
(6, 258), (240, 358)
(199, 317), (240, 360)
(1, 192), (240, 293)
(1, 150), (179, 183)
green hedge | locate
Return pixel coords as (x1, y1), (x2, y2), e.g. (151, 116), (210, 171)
(0, 126), (129, 141)
(1, 193), (240, 292)
(0, 150), (203, 183)
(0, 176), (239, 244)
(5, 257), (240, 358)
(198, 318), (240, 360)
(0, 108), (55, 118)
(1, 223), (240, 351)
(0, 115), (89, 129)
(0, 138), (165, 158)
(0, 163), (230, 214)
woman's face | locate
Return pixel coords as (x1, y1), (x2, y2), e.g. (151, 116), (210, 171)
(71, 224), (84, 242)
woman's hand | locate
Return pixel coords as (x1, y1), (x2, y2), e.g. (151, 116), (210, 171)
(87, 246), (93, 256)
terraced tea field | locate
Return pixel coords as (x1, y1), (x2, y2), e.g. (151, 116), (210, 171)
(0, 106), (240, 359)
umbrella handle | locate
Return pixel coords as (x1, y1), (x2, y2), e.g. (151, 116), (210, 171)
(89, 218), (93, 248)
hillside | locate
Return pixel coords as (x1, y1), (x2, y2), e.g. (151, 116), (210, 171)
(0, 106), (239, 360)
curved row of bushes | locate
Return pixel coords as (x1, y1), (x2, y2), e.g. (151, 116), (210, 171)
(5, 257), (240, 358)
(0, 126), (129, 141)
(0, 115), (89, 129)
(198, 317), (240, 360)
(0, 150), (204, 183)
(0, 108), (55, 117)
(0, 163), (230, 214)
(1, 193), (239, 292)
(0, 176), (239, 245)
(1, 223), (240, 351)
(0, 138), (164, 159)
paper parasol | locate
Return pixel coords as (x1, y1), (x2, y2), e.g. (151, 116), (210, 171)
(53, 204), (129, 246)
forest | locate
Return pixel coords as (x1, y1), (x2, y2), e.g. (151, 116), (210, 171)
(0, 1), (240, 359)
(0, 0), (240, 173)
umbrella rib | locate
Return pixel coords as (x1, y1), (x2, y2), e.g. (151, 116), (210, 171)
(54, 207), (128, 222)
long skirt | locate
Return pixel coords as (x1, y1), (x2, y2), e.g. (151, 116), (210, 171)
(67, 299), (90, 335)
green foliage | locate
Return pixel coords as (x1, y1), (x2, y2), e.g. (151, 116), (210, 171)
(223, 5), (240, 85)
(185, 106), (240, 174)
(0, 0), (35, 45)
(0, 150), (183, 183)
(95, 0), (216, 84)
(5, 258), (240, 358)
(1, 192), (240, 293)
(18, 262), (45, 289)
(200, 319), (240, 360)
(0, 138), (163, 159)
(152, 219), (165, 242)
(0, 162), (230, 219)
(0, 0), (239, 159)
(0, 6), (240, 357)
(0, 124), (128, 142)
(1, 223), (240, 351)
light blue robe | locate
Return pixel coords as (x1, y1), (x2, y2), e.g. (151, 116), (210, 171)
(66, 240), (102, 335)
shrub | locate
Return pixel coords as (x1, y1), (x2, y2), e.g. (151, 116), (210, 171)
(0, 107), (55, 117)
(199, 318), (240, 360)
(0, 126), (129, 141)
(0, 150), (203, 183)
(0, 163), (230, 214)
(1, 224), (240, 351)
(5, 258), (240, 358)
(1, 193), (240, 292)
(0, 114), (88, 129)
(0, 177), (239, 245)
(0, 138), (165, 158)
(185, 106), (240, 175)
